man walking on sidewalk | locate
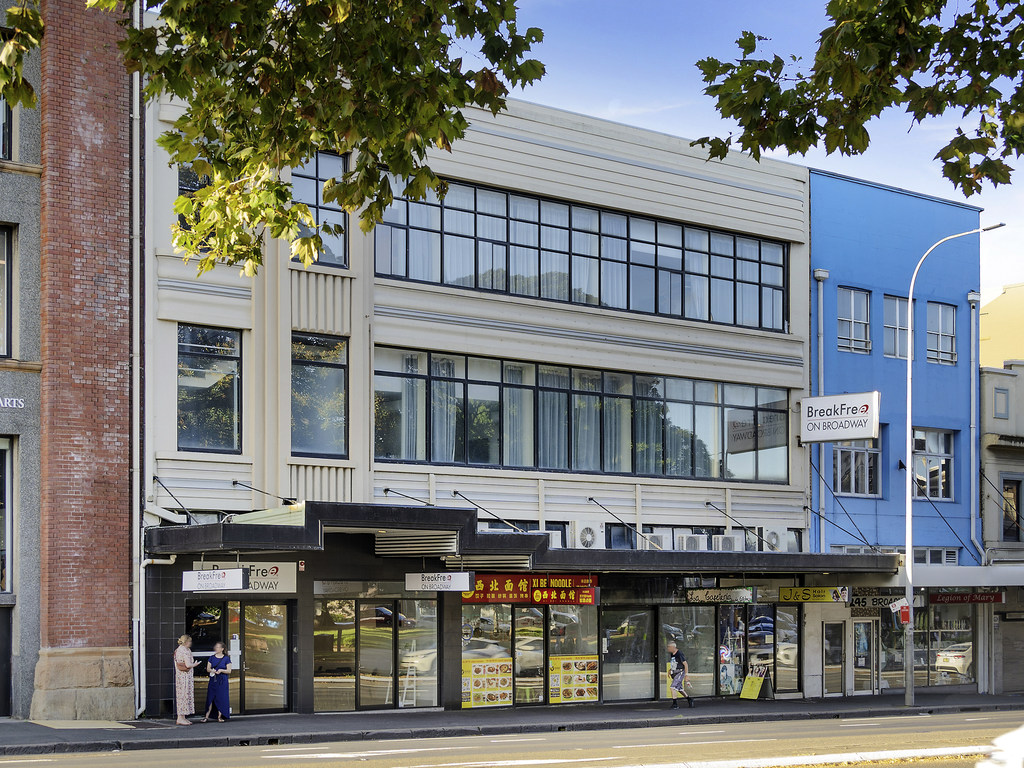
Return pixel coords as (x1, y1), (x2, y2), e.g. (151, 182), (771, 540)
(667, 639), (693, 709)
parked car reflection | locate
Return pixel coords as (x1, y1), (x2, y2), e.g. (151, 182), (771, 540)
(935, 642), (973, 675)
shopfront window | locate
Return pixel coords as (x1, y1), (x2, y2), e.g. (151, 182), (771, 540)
(718, 606), (746, 695)
(548, 605), (598, 704)
(601, 608), (654, 701)
(930, 602), (974, 685)
(774, 606), (800, 692)
(398, 600), (439, 707)
(660, 606), (715, 698)
(313, 599), (356, 711)
(0, 442), (8, 592)
(462, 604), (513, 708)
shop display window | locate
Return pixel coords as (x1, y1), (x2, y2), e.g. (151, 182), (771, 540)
(314, 599), (356, 711)
(774, 606), (800, 692)
(659, 606), (715, 698)
(718, 606), (746, 695)
(462, 604), (513, 708)
(398, 599), (439, 707)
(547, 605), (598, 704)
(928, 602), (974, 685)
(600, 609), (655, 700)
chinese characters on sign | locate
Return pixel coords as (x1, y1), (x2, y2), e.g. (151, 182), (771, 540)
(462, 574), (597, 605)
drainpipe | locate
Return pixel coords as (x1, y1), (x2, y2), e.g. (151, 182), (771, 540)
(136, 555), (176, 717)
(968, 291), (984, 564)
(814, 269), (829, 552)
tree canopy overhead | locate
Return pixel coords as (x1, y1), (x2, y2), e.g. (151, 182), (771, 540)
(694, 0), (1024, 197)
(0, 0), (543, 275)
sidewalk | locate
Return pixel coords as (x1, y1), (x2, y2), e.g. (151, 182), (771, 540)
(1, 690), (1021, 756)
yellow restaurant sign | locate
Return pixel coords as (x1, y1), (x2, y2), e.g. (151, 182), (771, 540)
(779, 586), (849, 603)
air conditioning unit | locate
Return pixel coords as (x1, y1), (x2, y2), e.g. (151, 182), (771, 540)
(763, 526), (789, 552)
(572, 523), (600, 549)
(680, 534), (709, 551)
(644, 534), (665, 551)
(547, 529), (563, 549)
(712, 534), (744, 552)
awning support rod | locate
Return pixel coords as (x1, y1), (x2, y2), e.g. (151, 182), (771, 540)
(588, 497), (662, 550)
(232, 480), (297, 505)
(153, 476), (196, 525)
(453, 489), (527, 533)
(383, 487), (433, 506)
(801, 505), (883, 553)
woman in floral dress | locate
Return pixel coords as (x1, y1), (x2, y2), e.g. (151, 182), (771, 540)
(174, 634), (201, 725)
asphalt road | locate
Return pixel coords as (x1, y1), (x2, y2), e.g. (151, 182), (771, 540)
(3, 710), (1018, 768)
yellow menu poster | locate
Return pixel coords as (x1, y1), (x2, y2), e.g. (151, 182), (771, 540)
(548, 655), (599, 703)
(462, 658), (514, 708)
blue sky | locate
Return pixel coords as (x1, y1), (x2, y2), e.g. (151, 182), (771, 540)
(505, 0), (1021, 303)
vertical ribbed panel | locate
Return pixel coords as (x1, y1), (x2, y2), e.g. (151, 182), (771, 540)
(289, 463), (352, 502)
(290, 269), (350, 335)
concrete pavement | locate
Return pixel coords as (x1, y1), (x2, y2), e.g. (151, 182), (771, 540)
(0, 690), (1021, 756)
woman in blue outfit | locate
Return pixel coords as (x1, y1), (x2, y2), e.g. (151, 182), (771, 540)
(202, 642), (232, 722)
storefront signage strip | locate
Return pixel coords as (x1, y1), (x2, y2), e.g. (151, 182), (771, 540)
(779, 586), (849, 603)
(182, 568), (248, 592)
(929, 592), (1005, 604)
(192, 560), (297, 593)
(462, 574), (597, 604)
(406, 572), (473, 592)
(686, 587), (754, 604)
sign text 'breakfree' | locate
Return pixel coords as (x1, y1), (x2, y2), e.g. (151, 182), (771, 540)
(462, 574), (597, 605)
(800, 391), (880, 443)
(406, 572), (473, 592)
(192, 560), (297, 593)
(182, 568), (248, 592)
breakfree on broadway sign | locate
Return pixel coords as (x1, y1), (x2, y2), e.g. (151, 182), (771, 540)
(800, 391), (880, 443)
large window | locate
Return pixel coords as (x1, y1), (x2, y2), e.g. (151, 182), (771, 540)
(912, 429), (953, 500)
(0, 97), (10, 161)
(292, 152), (347, 267)
(883, 295), (908, 359)
(0, 227), (10, 357)
(0, 440), (8, 592)
(1003, 478), (1022, 543)
(926, 302), (956, 364)
(375, 181), (788, 332)
(177, 325), (242, 453)
(837, 287), (870, 353)
(833, 438), (880, 496)
(291, 333), (348, 457)
(373, 347), (789, 482)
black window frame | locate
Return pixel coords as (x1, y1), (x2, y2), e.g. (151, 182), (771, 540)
(292, 152), (348, 269)
(372, 347), (790, 484)
(0, 96), (11, 161)
(1003, 476), (1023, 543)
(290, 332), (349, 459)
(176, 324), (243, 455)
(0, 226), (11, 358)
(374, 180), (789, 333)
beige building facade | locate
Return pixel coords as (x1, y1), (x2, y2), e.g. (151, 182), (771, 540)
(981, 283), (1024, 369)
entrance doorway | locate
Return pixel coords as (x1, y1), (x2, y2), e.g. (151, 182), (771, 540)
(852, 619), (880, 695)
(600, 608), (655, 700)
(186, 601), (291, 715)
(823, 621), (845, 696)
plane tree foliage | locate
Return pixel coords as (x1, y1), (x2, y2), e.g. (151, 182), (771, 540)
(693, 0), (1024, 196)
(0, 0), (543, 275)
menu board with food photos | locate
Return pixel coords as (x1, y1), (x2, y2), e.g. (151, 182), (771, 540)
(462, 658), (514, 708)
(548, 654), (599, 703)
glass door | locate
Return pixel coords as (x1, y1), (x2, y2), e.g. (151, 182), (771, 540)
(823, 621), (845, 696)
(600, 608), (654, 700)
(514, 606), (545, 704)
(242, 603), (289, 712)
(853, 620), (879, 694)
(718, 605), (746, 695)
(313, 599), (356, 711)
(357, 600), (395, 708)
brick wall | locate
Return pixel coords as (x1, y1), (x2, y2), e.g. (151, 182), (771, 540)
(37, 0), (131, 648)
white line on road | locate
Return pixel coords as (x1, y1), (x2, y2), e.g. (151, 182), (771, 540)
(262, 745), (475, 760)
(0, 761), (55, 765)
(966, 717), (992, 721)
(490, 738), (548, 743)
(612, 739), (777, 749)
(403, 758), (618, 768)
(838, 722), (881, 727)
(608, 744), (990, 768)
(677, 730), (726, 735)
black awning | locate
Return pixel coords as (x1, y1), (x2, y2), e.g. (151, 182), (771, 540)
(144, 500), (901, 576)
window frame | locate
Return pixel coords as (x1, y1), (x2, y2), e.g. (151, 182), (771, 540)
(832, 438), (881, 497)
(176, 324), (243, 455)
(0, 439), (9, 593)
(372, 347), (789, 483)
(292, 152), (348, 269)
(1002, 476), (1023, 543)
(883, 295), (908, 359)
(911, 428), (954, 501)
(994, 387), (1010, 420)
(0, 96), (11, 161)
(926, 301), (957, 365)
(374, 180), (789, 333)
(837, 287), (871, 353)
(290, 332), (349, 459)
(0, 226), (11, 358)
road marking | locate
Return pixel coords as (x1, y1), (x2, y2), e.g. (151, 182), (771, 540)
(678, 730), (726, 734)
(609, 744), (990, 768)
(490, 738), (548, 742)
(0, 761), (55, 765)
(838, 722), (881, 727)
(966, 717), (992, 721)
(613, 739), (777, 748)
(262, 745), (475, 759)
(404, 759), (617, 768)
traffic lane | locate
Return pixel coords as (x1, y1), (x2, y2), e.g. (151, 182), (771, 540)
(7, 711), (1015, 768)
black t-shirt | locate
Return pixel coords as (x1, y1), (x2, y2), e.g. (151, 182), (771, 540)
(668, 649), (687, 673)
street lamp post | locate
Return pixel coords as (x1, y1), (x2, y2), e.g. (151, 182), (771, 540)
(903, 222), (1004, 706)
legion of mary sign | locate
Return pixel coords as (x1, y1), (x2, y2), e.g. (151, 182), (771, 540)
(800, 391), (880, 443)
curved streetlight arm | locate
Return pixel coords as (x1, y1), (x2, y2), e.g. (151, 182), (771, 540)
(904, 221), (1004, 707)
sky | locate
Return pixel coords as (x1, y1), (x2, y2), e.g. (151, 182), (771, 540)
(497, 0), (1023, 303)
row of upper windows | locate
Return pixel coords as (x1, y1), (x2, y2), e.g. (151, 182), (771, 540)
(837, 288), (956, 364)
(175, 323), (789, 483)
(833, 428), (954, 500)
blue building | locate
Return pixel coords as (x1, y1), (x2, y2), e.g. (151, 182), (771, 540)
(809, 169), (987, 692)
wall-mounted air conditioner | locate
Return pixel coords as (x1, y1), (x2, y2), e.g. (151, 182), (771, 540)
(572, 522), (600, 549)
(763, 526), (789, 552)
(680, 534), (709, 552)
(712, 534), (744, 552)
(547, 529), (563, 549)
(644, 534), (665, 551)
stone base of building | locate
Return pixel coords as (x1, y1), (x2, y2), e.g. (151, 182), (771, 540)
(29, 647), (134, 720)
